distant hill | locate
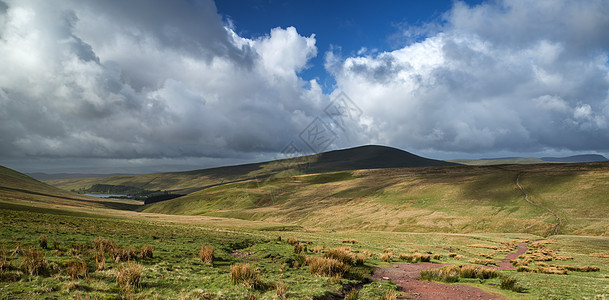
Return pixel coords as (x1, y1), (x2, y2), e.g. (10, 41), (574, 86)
(47, 145), (458, 196)
(0, 166), (138, 210)
(541, 154), (608, 163)
(450, 154), (608, 166)
(28, 172), (132, 181)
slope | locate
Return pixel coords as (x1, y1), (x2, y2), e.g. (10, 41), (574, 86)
(0, 166), (139, 210)
(47, 145), (457, 195)
(143, 162), (609, 236)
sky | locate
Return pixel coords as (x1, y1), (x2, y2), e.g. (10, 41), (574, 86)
(1, 0), (608, 174)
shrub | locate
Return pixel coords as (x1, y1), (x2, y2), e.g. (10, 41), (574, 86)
(275, 281), (287, 299)
(39, 235), (48, 249)
(116, 262), (142, 294)
(324, 248), (354, 265)
(231, 263), (263, 289)
(140, 244), (154, 259)
(65, 260), (88, 280)
(200, 244), (214, 264)
(308, 256), (349, 278)
(22, 247), (46, 276)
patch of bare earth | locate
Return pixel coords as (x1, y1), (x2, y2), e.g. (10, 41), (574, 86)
(372, 243), (530, 299)
(373, 263), (504, 299)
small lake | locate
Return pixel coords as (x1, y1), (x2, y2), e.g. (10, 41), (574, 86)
(84, 193), (129, 198)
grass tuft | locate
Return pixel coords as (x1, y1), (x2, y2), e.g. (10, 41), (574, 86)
(200, 244), (214, 264)
(420, 265), (460, 283)
(140, 244), (154, 259)
(275, 281), (287, 299)
(324, 248), (354, 265)
(65, 259), (88, 280)
(308, 256), (349, 278)
(22, 246), (46, 276)
(39, 235), (48, 249)
(230, 263), (263, 289)
(116, 261), (142, 294)
(500, 276), (525, 292)
(344, 289), (359, 300)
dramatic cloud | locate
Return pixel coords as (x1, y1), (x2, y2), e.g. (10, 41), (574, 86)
(1, 0), (608, 173)
(330, 0), (609, 154)
(0, 0), (325, 165)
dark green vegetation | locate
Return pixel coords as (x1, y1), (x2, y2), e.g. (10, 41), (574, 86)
(2, 146), (609, 298)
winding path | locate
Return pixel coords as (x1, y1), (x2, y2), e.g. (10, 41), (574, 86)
(515, 173), (562, 236)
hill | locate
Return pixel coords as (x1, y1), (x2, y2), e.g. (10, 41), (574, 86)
(143, 161), (609, 236)
(0, 166), (139, 210)
(47, 145), (457, 197)
(450, 154), (608, 165)
(541, 154), (608, 163)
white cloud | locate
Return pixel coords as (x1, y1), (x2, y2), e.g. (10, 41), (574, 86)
(0, 0), (328, 163)
(331, 0), (609, 153)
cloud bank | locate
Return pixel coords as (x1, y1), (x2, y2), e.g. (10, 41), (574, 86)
(0, 0), (608, 172)
(331, 0), (609, 154)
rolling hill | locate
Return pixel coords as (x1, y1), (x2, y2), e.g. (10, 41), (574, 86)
(47, 145), (457, 196)
(143, 161), (609, 236)
(0, 166), (139, 210)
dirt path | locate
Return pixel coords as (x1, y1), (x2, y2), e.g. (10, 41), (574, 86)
(496, 242), (528, 269)
(515, 173), (562, 235)
(371, 242), (529, 299)
(373, 263), (504, 299)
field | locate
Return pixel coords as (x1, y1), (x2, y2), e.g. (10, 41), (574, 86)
(2, 160), (609, 299)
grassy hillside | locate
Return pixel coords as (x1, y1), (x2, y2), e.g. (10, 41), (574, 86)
(0, 166), (140, 210)
(448, 158), (552, 165)
(144, 162), (609, 236)
(47, 145), (456, 195)
(2, 165), (609, 298)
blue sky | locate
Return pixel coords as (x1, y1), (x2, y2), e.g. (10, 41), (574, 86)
(0, 0), (608, 173)
(216, 0), (481, 92)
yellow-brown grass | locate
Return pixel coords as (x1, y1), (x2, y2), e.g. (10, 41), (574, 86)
(0, 248), (9, 271)
(199, 244), (214, 264)
(467, 244), (499, 250)
(116, 262), (142, 294)
(469, 258), (495, 266)
(275, 281), (287, 299)
(516, 266), (534, 272)
(22, 246), (46, 276)
(383, 289), (398, 300)
(140, 244), (154, 259)
(537, 266), (568, 275)
(379, 252), (392, 262)
(293, 243), (304, 254)
(448, 252), (458, 258)
(589, 252), (609, 258)
(420, 265), (460, 283)
(286, 237), (299, 245)
(312, 246), (325, 253)
(307, 256), (349, 278)
(432, 254), (442, 260)
(459, 265), (501, 279)
(113, 246), (137, 263)
(230, 263), (263, 288)
(65, 260), (88, 280)
(342, 239), (358, 244)
(323, 248), (354, 265)
(95, 248), (105, 271)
